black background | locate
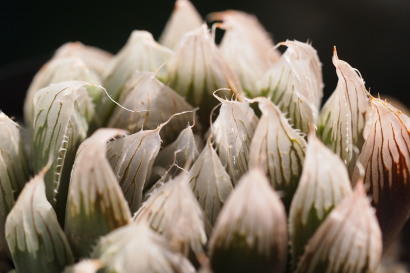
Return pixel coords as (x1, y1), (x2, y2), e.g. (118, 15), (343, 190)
(1, 0), (410, 119)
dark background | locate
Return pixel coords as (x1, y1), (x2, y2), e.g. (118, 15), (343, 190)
(1, 0), (410, 119)
(1, 0), (410, 265)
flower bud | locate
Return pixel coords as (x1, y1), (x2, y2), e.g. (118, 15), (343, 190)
(209, 169), (287, 273)
(208, 10), (277, 95)
(24, 57), (100, 127)
(211, 97), (258, 183)
(289, 134), (352, 268)
(107, 128), (162, 213)
(65, 129), (131, 258)
(163, 25), (244, 126)
(352, 98), (410, 247)
(318, 48), (370, 174)
(188, 140), (233, 224)
(134, 173), (207, 257)
(249, 97), (306, 209)
(259, 40), (323, 133)
(32, 81), (97, 222)
(54, 42), (112, 78)
(99, 31), (173, 123)
(160, 0), (202, 50)
(92, 224), (196, 273)
(295, 183), (382, 273)
(5, 172), (73, 273)
(107, 72), (196, 143)
(151, 125), (200, 183)
(0, 112), (30, 257)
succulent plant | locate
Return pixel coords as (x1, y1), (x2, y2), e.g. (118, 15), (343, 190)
(1, 0), (410, 272)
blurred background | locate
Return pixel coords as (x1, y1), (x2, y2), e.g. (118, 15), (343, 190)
(0, 0), (410, 265)
(0, 0), (409, 119)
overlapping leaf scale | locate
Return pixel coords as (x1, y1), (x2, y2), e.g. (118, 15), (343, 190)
(134, 173), (207, 257)
(159, 0), (203, 50)
(0, 112), (30, 258)
(5, 172), (73, 273)
(258, 40), (323, 133)
(65, 129), (131, 258)
(99, 31), (173, 123)
(295, 183), (382, 273)
(54, 42), (113, 78)
(208, 10), (278, 95)
(106, 128), (161, 213)
(151, 125), (200, 184)
(162, 24), (245, 126)
(352, 98), (410, 247)
(249, 98), (306, 209)
(108, 72), (196, 143)
(92, 223), (195, 273)
(209, 169), (287, 273)
(24, 57), (101, 127)
(289, 134), (352, 269)
(188, 140), (233, 225)
(318, 49), (370, 174)
(32, 81), (96, 220)
(211, 98), (258, 184)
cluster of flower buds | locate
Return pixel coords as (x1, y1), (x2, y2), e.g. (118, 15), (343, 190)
(1, 0), (409, 273)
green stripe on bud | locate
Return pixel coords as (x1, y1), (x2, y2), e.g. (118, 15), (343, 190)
(134, 173), (207, 257)
(289, 134), (352, 269)
(209, 169), (288, 273)
(249, 97), (306, 209)
(5, 172), (73, 273)
(0, 112), (30, 257)
(318, 48), (370, 175)
(65, 129), (131, 258)
(258, 40), (323, 133)
(295, 182), (382, 273)
(32, 81), (97, 222)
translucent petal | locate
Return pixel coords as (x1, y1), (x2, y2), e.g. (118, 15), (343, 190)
(24, 57), (101, 127)
(188, 141), (233, 224)
(163, 25), (244, 126)
(99, 31), (173, 124)
(211, 98), (258, 183)
(289, 134), (352, 268)
(208, 10), (278, 94)
(160, 0), (203, 50)
(352, 98), (410, 247)
(258, 40), (323, 133)
(0, 112), (30, 257)
(65, 129), (131, 258)
(318, 49), (370, 174)
(31, 81), (96, 220)
(55, 42), (113, 78)
(295, 183), (382, 273)
(92, 224), (195, 273)
(5, 172), (73, 273)
(248, 97), (306, 209)
(106, 128), (161, 213)
(209, 169), (287, 273)
(134, 173), (207, 257)
(108, 72), (196, 143)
